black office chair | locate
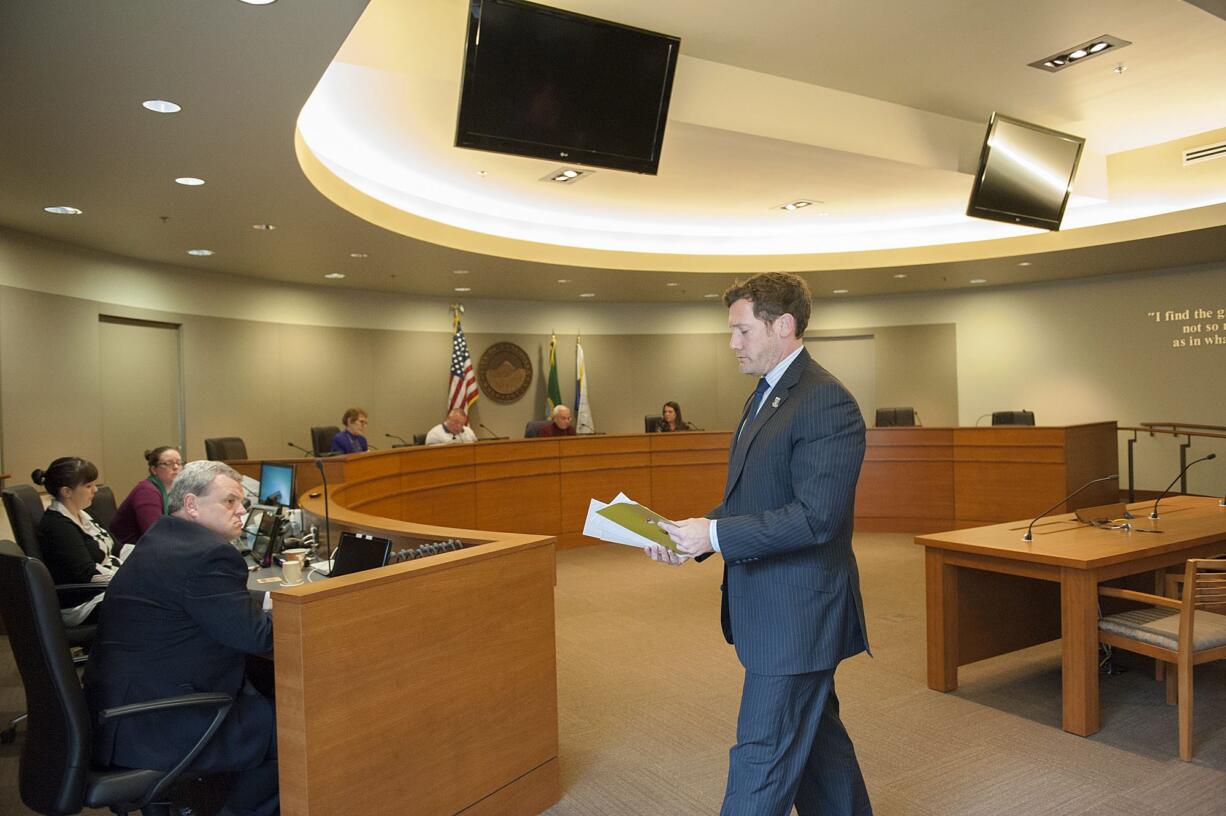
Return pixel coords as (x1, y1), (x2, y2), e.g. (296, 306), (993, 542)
(0, 541), (234, 816)
(644, 414), (663, 433)
(524, 420), (551, 438)
(992, 410), (1035, 426)
(875, 407), (917, 427)
(412, 433), (427, 446)
(309, 425), (340, 456)
(203, 437), (247, 461)
(90, 484), (119, 530)
(2, 485), (109, 743)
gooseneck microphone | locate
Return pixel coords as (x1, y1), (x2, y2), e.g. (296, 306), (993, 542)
(288, 441), (313, 456)
(314, 458), (333, 562)
(478, 423), (506, 440)
(1151, 453), (1217, 519)
(1023, 474), (1119, 541)
(385, 433), (410, 448)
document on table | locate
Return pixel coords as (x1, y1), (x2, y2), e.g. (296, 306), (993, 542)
(583, 492), (679, 551)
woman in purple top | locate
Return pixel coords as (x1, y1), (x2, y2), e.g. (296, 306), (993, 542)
(109, 446), (182, 545)
(331, 407), (370, 454)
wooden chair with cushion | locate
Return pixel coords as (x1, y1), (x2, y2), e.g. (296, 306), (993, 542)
(1098, 558), (1226, 759)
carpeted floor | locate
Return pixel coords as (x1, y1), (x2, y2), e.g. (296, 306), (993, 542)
(3, 533), (1223, 815)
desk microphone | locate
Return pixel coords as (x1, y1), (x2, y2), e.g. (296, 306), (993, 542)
(385, 433), (410, 448)
(684, 421), (704, 431)
(478, 423), (506, 440)
(288, 441), (313, 457)
(1151, 453), (1216, 519)
(1023, 474), (1118, 541)
(314, 458), (333, 560)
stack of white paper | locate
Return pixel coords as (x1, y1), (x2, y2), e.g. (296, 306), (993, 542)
(582, 492), (679, 551)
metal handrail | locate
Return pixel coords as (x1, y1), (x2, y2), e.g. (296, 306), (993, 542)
(1118, 424), (1226, 500)
(1139, 421), (1226, 434)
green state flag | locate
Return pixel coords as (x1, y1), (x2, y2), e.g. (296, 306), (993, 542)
(546, 333), (562, 418)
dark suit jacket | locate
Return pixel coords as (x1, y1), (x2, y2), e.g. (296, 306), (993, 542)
(83, 515), (274, 773)
(710, 348), (869, 675)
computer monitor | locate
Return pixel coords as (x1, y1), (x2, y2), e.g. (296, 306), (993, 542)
(328, 532), (393, 578)
(258, 462), (295, 508)
(249, 510), (286, 568)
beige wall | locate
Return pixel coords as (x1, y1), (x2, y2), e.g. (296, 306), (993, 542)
(1, 226), (1223, 499)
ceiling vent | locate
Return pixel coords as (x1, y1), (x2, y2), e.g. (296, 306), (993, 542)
(1183, 141), (1226, 166)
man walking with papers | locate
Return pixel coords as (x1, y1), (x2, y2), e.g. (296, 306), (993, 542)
(648, 272), (871, 816)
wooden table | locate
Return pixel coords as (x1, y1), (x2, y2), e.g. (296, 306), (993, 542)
(918, 495), (1226, 736)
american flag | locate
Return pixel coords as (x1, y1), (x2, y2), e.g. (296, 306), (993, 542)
(448, 318), (479, 412)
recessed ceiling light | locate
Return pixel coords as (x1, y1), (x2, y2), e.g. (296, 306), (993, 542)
(347, 251), (368, 258)
(1017, 261), (1031, 267)
(666, 282), (679, 287)
(454, 286), (472, 293)
(832, 289), (849, 294)
(142, 99), (181, 114)
(1113, 63), (1128, 75)
(579, 292), (596, 298)
(779, 199), (820, 211)
(252, 223), (277, 231)
(556, 279), (571, 284)
(703, 293), (719, 298)
(175, 177), (205, 186)
(186, 249), (214, 256)
(452, 269), (469, 275)
(238, 0), (278, 5)
(970, 278), (987, 284)
(1030, 34), (1130, 73)
(43, 205), (82, 215)
(541, 168), (590, 184)
(892, 273), (907, 279)
(324, 272), (345, 279)
(476, 170), (487, 177)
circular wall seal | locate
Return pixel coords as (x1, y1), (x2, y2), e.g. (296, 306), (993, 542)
(477, 342), (533, 403)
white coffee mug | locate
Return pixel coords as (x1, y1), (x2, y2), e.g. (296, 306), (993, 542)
(281, 558), (304, 586)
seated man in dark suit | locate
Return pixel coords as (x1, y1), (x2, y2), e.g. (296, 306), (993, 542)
(536, 404), (576, 436)
(84, 460), (277, 816)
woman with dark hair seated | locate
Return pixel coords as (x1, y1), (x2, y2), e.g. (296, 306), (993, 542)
(32, 456), (120, 624)
(656, 401), (692, 432)
(109, 446), (182, 545)
(331, 407), (370, 454)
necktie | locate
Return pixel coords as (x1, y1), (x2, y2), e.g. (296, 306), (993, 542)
(735, 377), (770, 445)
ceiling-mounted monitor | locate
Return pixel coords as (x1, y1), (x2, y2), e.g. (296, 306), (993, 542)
(966, 113), (1085, 231)
(455, 0), (681, 175)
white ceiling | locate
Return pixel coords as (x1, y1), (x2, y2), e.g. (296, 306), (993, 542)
(2, 0), (1226, 303)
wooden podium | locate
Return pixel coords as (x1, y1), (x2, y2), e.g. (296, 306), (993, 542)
(270, 534), (559, 815)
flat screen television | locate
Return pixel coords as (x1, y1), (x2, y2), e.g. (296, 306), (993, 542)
(455, 0), (681, 175)
(258, 462), (295, 508)
(965, 113), (1085, 231)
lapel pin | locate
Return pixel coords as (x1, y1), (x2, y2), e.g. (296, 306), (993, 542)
(771, 396), (781, 408)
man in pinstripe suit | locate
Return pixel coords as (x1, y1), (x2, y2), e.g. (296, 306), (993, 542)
(651, 272), (871, 816)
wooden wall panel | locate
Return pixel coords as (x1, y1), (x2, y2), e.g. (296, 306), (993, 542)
(274, 540), (558, 816)
(476, 474), (561, 535)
